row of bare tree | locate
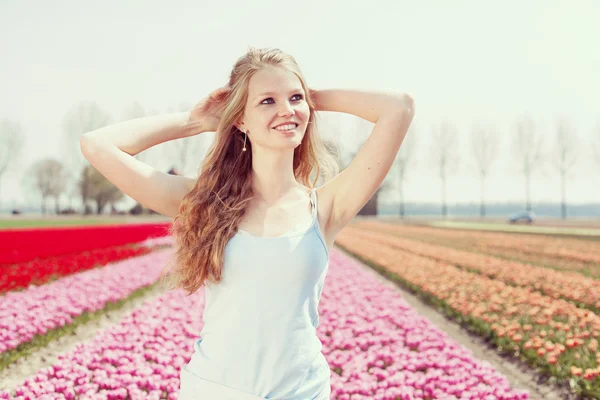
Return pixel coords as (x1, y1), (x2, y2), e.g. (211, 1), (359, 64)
(1, 105), (599, 218)
(381, 115), (600, 218)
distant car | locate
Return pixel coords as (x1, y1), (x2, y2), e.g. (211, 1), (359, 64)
(508, 210), (536, 224)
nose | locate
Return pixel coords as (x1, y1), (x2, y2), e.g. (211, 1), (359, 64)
(278, 101), (294, 117)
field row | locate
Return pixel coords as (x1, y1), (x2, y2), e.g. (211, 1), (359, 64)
(352, 221), (600, 278)
(335, 227), (600, 398)
(344, 225), (600, 311)
(0, 229), (174, 370)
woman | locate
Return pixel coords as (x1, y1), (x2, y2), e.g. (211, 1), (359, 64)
(80, 47), (415, 400)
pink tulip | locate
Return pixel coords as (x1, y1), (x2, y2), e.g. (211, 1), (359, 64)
(1, 248), (528, 399)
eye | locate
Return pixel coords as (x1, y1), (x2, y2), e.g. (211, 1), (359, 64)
(261, 94), (304, 105)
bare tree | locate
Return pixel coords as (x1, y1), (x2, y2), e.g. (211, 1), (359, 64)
(430, 120), (460, 218)
(48, 161), (69, 214)
(393, 123), (418, 218)
(0, 119), (25, 210)
(512, 115), (545, 212)
(551, 117), (579, 219)
(82, 164), (125, 215)
(469, 121), (499, 218)
(62, 101), (112, 214)
(26, 158), (68, 215)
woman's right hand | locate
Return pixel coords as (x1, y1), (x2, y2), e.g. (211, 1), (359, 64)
(184, 86), (231, 136)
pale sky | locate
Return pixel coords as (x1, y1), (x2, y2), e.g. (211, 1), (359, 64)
(1, 0), (599, 212)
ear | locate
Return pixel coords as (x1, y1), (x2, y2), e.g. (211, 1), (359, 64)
(235, 120), (245, 132)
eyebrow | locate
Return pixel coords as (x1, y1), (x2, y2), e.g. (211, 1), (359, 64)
(255, 89), (304, 100)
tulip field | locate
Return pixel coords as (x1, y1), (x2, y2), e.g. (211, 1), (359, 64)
(335, 219), (600, 399)
(1, 218), (598, 399)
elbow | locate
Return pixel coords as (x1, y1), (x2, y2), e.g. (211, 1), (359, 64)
(79, 134), (103, 159)
(79, 134), (93, 156)
(385, 94), (415, 119)
(392, 94), (415, 130)
(399, 93), (415, 116)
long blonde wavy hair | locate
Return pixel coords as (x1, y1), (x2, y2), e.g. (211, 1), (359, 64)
(160, 47), (340, 296)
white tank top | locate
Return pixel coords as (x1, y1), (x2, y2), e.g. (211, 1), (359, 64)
(185, 187), (330, 398)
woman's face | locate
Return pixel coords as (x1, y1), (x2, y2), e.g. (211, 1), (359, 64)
(239, 66), (310, 150)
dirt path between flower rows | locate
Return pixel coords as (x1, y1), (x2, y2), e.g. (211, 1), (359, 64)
(0, 284), (168, 394)
(339, 245), (578, 400)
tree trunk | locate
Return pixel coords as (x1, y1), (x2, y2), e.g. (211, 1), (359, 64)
(480, 175), (486, 218)
(525, 169), (532, 212)
(561, 171), (567, 219)
(96, 202), (106, 215)
(441, 177), (447, 218)
(398, 180), (405, 218)
(81, 170), (91, 215)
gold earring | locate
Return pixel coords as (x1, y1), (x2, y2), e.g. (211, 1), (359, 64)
(243, 130), (248, 152)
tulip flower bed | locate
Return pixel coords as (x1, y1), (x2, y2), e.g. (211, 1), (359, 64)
(344, 226), (600, 312)
(0, 248), (175, 370)
(352, 221), (600, 278)
(0, 243), (160, 294)
(0, 248), (528, 400)
(335, 229), (600, 398)
(0, 222), (171, 266)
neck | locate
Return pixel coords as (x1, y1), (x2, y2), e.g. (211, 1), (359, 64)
(249, 148), (301, 205)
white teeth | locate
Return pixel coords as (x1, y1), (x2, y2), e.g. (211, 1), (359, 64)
(274, 124), (297, 131)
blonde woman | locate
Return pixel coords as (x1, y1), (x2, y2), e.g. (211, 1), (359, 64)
(80, 47), (415, 400)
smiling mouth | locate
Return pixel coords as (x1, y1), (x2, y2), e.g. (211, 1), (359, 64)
(272, 123), (299, 132)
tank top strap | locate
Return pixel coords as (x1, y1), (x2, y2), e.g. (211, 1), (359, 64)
(310, 187), (317, 219)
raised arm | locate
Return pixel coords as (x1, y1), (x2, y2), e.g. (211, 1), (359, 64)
(80, 112), (200, 218)
(312, 88), (415, 239)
